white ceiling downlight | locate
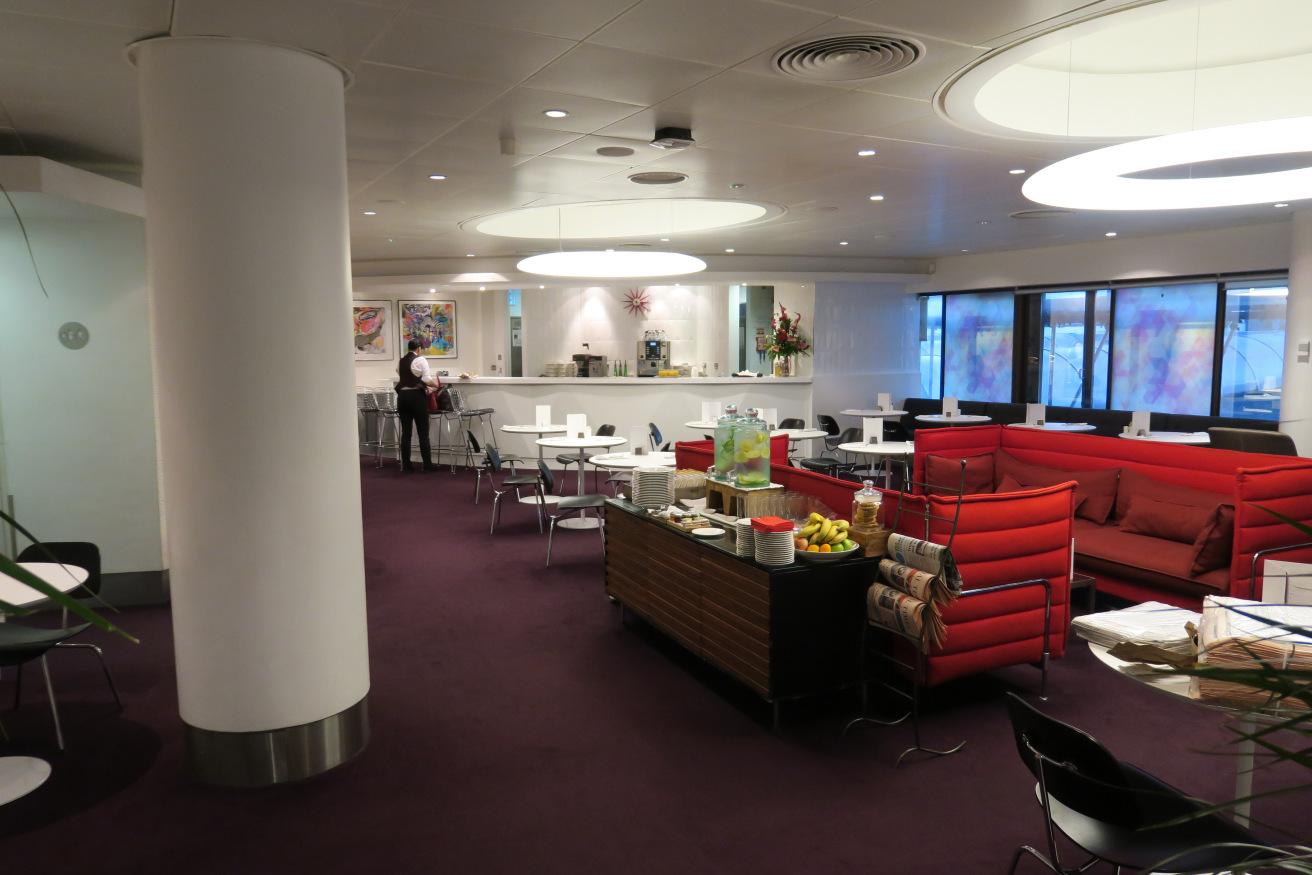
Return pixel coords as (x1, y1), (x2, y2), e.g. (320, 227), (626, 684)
(773, 34), (923, 82)
(469, 199), (778, 240)
(517, 251), (707, 278)
(1023, 117), (1312, 209)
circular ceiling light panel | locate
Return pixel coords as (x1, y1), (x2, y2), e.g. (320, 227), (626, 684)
(597, 146), (636, 157)
(469, 198), (778, 239)
(517, 250), (707, 278)
(941, 0), (1312, 141)
(628, 171), (687, 185)
(773, 34), (922, 81)
(1023, 117), (1312, 209)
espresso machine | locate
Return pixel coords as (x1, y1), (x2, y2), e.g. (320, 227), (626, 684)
(637, 330), (671, 377)
(572, 353), (608, 378)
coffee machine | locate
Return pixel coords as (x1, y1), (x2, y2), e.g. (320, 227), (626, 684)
(637, 330), (671, 377)
(572, 353), (608, 378)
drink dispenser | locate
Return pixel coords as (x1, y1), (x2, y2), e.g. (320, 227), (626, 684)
(713, 404), (740, 480)
(733, 408), (770, 487)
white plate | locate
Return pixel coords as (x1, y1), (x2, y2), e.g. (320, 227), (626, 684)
(691, 527), (724, 537)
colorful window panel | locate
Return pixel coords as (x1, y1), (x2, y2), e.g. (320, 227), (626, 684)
(1110, 283), (1216, 414)
(943, 291), (1013, 403)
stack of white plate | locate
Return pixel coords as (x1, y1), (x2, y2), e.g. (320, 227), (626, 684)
(631, 466), (675, 510)
(754, 530), (795, 566)
(735, 519), (755, 557)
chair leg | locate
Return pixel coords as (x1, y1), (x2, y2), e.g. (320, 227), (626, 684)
(546, 517), (556, 566)
(490, 491), (502, 534)
(473, 469), (483, 504)
(56, 642), (124, 712)
(12, 663), (22, 710)
(39, 655), (66, 751)
(535, 486), (545, 534)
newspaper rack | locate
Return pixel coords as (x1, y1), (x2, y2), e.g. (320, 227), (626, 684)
(844, 457), (1054, 765)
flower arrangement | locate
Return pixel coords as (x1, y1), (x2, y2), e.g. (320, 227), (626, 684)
(765, 304), (810, 360)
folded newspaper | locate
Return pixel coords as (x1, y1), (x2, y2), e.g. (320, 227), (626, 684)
(866, 534), (963, 650)
(1193, 596), (1312, 710)
(1071, 601), (1200, 657)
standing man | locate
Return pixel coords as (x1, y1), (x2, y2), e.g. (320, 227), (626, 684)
(396, 338), (439, 472)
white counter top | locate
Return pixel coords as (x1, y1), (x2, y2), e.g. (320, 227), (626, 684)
(446, 376), (811, 385)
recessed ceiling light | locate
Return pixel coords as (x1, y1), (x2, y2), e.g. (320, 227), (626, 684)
(1009, 169), (1026, 175)
(1105, 231), (1117, 237)
(978, 220), (989, 225)
(869, 195), (884, 201)
(858, 149), (876, 157)
(543, 109), (569, 118)
(1276, 202), (1290, 208)
(363, 211), (376, 215)
(961, 249), (970, 252)
(725, 248), (735, 253)
(539, 285), (545, 289)
(479, 286), (486, 290)
(839, 241), (848, 245)
(429, 288), (435, 293)
(660, 238), (669, 242)
(429, 174), (446, 180)
(729, 183), (746, 189)
(466, 253), (475, 257)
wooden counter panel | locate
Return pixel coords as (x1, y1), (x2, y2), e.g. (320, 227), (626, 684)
(646, 593), (701, 652)
(701, 611), (770, 671)
(700, 577), (769, 627)
(701, 597), (769, 646)
(701, 639), (770, 696)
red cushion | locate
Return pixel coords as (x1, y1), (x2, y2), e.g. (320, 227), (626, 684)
(925, 452), (994, 496)
(1115, 467), (1228, 522)
(1191, 503), (1236, 575)
(1120, 495), (1214, 544)
(994, 450), (1118, 524)
(997, 473), (1086, 514)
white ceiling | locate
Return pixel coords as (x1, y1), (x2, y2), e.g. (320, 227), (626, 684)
(0, 0), (1299, 278)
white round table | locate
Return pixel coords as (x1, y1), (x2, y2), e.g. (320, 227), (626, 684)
(775, 428), (829, 452)
(536, 435), (627, 528)
(1116, 431), (1210, 444)
(589, 451), (677, 469)
(839, 408), (907, 418)
(685, 420), (718, 433)
(1009, 422), (1097, 433)
(837, 441), (915, 485)
(0, 755), (52, 806)
(915, 414), (992, 426)
(501, 423), (567, 459)
(0, 561), (88, 609)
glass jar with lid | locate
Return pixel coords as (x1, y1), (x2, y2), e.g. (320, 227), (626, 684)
(848, 479), (889, 557)
(733, 408), (771, 487)
(712, 404), (740, 480)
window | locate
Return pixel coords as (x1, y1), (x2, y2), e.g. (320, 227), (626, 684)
(1111, 283), (1216, 414)
(1219, 280), (1286, 421)
(919, 294), (942, 397)
(942, 291), (1013, 403)
(1030, 290), (1110, 408)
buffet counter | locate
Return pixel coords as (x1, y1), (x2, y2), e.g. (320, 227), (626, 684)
(603, 498), (877, 727)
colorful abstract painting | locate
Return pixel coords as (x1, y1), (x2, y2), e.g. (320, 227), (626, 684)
(943, 291), (1014, 402)
(352, 300), (393, 360)
(399, 300), (457, 358)
(1111, 283), (1216, 414)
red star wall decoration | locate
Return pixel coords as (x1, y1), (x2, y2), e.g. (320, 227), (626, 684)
(623, 287), (651, 317)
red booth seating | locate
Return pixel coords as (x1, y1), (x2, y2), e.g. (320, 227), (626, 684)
(674, 440), (1076, 689)
(913, 424), (1312, 607)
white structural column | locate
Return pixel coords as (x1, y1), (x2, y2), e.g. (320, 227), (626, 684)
(1283, 209), (1312, 454)
(133, 37), (369, 785)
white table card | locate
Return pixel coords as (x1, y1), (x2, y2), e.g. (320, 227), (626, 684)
(700, 401), (715, 422)
(1130, 410), (1151, 436)
(630, 425), (648, 456)
(876, 392), (891, 412)
(1026, 403), (1045, 426)
(566, 413), (588, 438)
(863, 418), (882, 444)
(942, 397), (959, 418)
(535, 405), (551, 428)
(760, 407), (778, 429)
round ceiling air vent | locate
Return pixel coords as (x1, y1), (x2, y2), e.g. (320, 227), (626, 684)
(1010, 208), (1076, 219)
(597, 146), (636, 158)
(628, 171), (688, 185)
(773, 34), (923, 82)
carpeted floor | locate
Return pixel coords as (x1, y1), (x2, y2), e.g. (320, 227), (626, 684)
(2, 457), (1309, 874)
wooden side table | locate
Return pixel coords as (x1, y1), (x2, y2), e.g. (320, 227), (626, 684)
(704, 478), (783, 517)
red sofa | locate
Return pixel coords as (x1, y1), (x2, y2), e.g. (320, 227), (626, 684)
(913, 424), (1312, 607)
(675, 440), (1075, 687)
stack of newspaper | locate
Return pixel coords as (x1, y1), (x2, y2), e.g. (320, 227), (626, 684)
(866, 533), (964, 650)
(1194, 596), (1312, 709)
(1071, 601), (1200, 658)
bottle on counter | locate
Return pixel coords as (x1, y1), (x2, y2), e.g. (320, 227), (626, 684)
(848, 480), (888, 558)
(733, 408), (770, 487)
(712, 404), (740, 480)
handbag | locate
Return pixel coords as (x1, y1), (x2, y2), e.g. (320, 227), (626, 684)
(426, 389), (440, 413)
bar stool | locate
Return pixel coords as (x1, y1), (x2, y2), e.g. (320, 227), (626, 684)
(372, 390), (401, 468)
(357, 388), (381, 457)
(449, 388), (499, 462)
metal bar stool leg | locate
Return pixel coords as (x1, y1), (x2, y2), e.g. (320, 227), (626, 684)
(39, 655), (66, 751)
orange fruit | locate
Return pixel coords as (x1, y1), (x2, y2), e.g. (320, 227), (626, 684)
(806, 544), (820, 552)
(819, 543), (831, 552)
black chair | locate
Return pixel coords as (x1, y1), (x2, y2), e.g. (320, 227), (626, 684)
(1004, 692), (1279, 875)
(648, 422), (670, 452)
(0, 621), (123, 750)
(799, 427), (869, 478)
(488, 447), (546, 535)
(779, 417), (805, 429)
(16, 541), (107, 623)
(469, 431), (522, 503)
(556, 424), (615, 492)
(816, 414), (842, 451)
(1207, 426), (1298, 456)
(537, 461), (607, 566)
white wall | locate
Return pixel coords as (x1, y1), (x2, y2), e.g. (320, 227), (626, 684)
(918, 221), (1292, 293)
(811, 281), (920, 417)
(352, 288), (485, 387)
(0, 215), (163, 573)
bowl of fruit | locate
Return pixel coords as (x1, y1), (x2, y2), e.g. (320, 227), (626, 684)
(793, 514), (860, 563)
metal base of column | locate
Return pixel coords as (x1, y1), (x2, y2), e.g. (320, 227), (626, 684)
(184, 695), (369, 787)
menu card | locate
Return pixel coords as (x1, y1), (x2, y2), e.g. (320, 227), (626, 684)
(876, 392), (891, 412)
(942, 397), (959, 418)
(535, 405), (551, 427)
(630, 425), (648, 456)
(1025, 403), (1045, 425)
(566, 413), (587, 438)
(863, 418), (882, 444)
(760, 407), (778, 430)
(701, 401), (716, 422)
(1130, 410), (1151, 436)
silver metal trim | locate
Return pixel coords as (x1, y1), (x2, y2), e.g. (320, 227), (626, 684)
(184, 696), (369, 787)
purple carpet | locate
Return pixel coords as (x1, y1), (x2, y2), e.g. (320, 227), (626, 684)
(2, 458), (1309, 874)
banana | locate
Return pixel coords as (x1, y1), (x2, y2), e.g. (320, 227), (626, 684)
(826, 526), (846, 544)
(818, 519), (833, 542)
(809, 512), (824, 523)
(798, 523), (821, 538)
(809, 529), (825, 546)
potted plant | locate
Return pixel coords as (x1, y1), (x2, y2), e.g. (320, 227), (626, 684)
(765, 304), (810, 377)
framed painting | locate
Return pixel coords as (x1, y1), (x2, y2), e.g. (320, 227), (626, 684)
(352, 300), (394, 360)
(399, 300), (458, 358)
